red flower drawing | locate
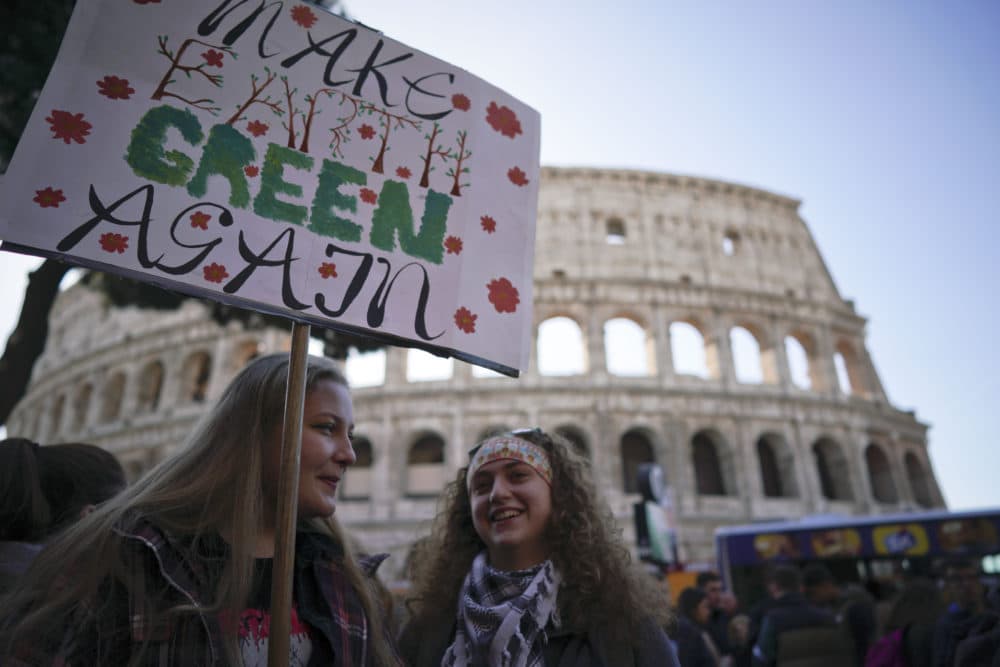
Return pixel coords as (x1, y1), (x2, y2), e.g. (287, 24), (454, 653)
(244, 165), (259, 177)
(486, 102), (522, 138)
(291, 4), (318, 28)
(99, 233), (129, 254)
(190, 211), (211, 230)
(452, 93), (471, 111)
(480, 215), (497, 234)
(360, 188), (377, 205)
(487, 277), (520, 313)
(318, 262), (338, 279)
(203, 263), (229, 283)
(454, 307), (477, 334)
(444, 236), (463, 255)
(395, 166), (412, 179)
(96, 75), (135, 100)
(359, 124), (376, 140)
(202, 50), (224, 67)
(246, 120), (268, 137)
(45, 110), (92, 144)
(507, 166), (529, 186)
(33, 187), (65, 208)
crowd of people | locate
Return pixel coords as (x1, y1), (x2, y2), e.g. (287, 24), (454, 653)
(0, 352), (997, 665)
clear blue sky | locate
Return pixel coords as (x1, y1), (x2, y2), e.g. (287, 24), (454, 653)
(1, 1), (997, 509)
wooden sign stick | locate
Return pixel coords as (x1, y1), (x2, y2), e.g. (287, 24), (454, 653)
(267, 320), (311, 667)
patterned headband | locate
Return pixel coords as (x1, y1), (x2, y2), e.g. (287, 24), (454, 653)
(466, 435), (553, 488)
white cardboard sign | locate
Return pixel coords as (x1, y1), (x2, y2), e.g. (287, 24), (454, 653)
(0, 0), (540, 375)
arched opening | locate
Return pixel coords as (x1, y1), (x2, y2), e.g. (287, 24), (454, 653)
(345, 348), (386, 387)
(554, 425), (591, 459)
(606, 217), (626, 245)
(537, 316), (586, 376)
(604, 317), (654, 377)
(692, 430), (730, 496)
(866, 444), (899, 503)
(100, 372), (126, 423)
(757, 433), (797, 498)
(813, 438), (853, 501)
(406, 349), (453, 382)
(406, 433), (446, 496)
(670, 321), (710, 378)
(784, 334), (812, 390)
(71, 383), (92, 431)
(342, 436), (373, 499)
(834, 340), (867, 396)
(233, 340), (261, 371)
(730, 326), (764, 384)
(905, 452), (935, 508)
(621, 429), (656, 493)
(136, 361), (164, 413)
(180, 351), (212, 403)
(722, 229), (740, 256)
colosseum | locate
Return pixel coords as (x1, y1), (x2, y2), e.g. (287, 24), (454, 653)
(6, 166), (944, 578)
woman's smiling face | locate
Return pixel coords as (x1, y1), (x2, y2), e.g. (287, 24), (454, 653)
(469, 458), (553, 571)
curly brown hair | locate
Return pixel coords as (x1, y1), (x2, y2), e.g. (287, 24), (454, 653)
(405, 428), (670, 639)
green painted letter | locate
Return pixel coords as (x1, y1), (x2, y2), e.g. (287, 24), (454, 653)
(186, 124), (255, 208)
(253, 143), (314, 225)
(369, 181), (452, 264)
(125, 105), (203, 186)
(309, 159), (366, 241)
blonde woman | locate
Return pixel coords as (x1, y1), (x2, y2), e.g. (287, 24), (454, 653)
(399, 428), (677, 666)
(0, 353), (400, 666)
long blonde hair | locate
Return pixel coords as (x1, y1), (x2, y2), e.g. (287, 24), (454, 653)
(1, 353), (396, 666)
(406, 428), (670, 641)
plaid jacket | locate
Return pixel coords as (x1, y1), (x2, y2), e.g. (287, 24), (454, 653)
(8, 515), (400, 666)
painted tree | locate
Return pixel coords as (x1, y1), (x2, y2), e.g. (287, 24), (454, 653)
(226, 68), (282, 126)
(418, 121), (451, 189)
(360, 103), (420, 174)
(151, 37), (236, 115)
(446, 130), (472, 196)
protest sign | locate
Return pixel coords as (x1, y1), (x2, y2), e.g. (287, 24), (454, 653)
(0, 0), (540, 375)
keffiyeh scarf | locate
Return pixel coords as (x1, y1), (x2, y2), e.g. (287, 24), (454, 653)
(442, 552), (561, 667)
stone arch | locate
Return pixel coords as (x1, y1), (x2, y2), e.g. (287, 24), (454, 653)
(180, 350), (213, 403)
(136, 360), (164, 413)
(604, 316), (655, 377)
(71, 382), (93, 431)
(342, 435), (373, 499)
(605, 216), (626, 244)
(904, 451), (935, 508)
(784, 331), (817, 390)
(554, 424), (591, 459)
(669, 319), (710, 378)
(691, 429), (733, 496)
(756, 432), (798, 498)
(537, 316), (586, 376)
(100, 371), (126, 423)
(834, 339), (867, 396)
(232, 339), (261, 371)
(730, 325), (764, 384)
(865, 443), (899, 504)
(621, 428), (656, 493)
(812, 437), (853, 501)
(406, 432), (446, 496)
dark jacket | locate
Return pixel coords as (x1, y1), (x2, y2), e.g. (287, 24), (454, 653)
(398, 606), (678, 667)
(673, 616), (718, 667)
(0, 541), (43, 596)
(751, 593), (841, 667)
(4, 515), (399, 666)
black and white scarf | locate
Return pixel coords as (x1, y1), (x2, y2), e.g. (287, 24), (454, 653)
(442, 552), (561, 667)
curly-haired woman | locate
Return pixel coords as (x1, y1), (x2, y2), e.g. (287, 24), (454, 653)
(0, 353), (400, 666)
(399, 428), (677, 666)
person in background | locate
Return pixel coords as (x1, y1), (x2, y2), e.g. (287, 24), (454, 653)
(867, 578), (943, 667)
(0, 354), (401, 666)
(802, 563), (876, 666)
(933, 558), (995, 667)
(399, 427), (677, 666)
(675, 586), (722, 667)
(0, 438), (126, 594)
(698, 570), (735, 660)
